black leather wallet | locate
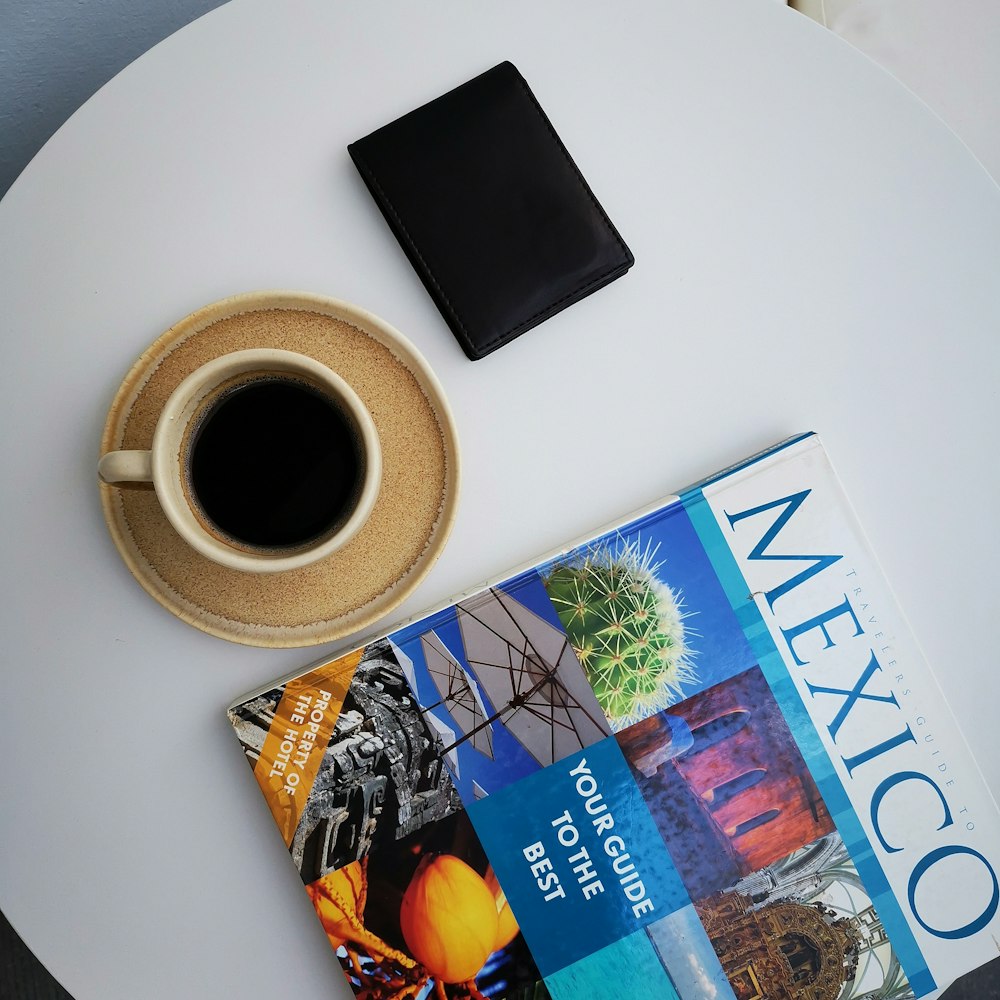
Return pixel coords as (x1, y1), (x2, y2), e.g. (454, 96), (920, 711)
(348, 62), (634, 360)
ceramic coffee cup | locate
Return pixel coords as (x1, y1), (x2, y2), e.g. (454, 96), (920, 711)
(98, 349), (381, 573)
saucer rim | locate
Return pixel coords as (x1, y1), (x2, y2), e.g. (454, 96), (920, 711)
(98, 289), (461, 647)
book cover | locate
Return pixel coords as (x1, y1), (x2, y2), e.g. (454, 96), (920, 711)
(228, 432), (1000, 1000)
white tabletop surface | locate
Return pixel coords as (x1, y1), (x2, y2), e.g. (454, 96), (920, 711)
(1, 1), (998, 997)
(825, 0), (1000, 185)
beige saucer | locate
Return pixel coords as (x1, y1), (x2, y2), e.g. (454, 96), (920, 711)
(99, 291), (460, 647)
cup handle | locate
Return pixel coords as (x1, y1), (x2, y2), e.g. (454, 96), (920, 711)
(98, 450), (154, 484)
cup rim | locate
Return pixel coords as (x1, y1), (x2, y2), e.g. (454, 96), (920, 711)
(150, 348), (382, 573)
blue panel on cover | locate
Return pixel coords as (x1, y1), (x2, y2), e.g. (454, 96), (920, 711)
(467, 735), (690, 976)
(544, 930), (679, 1000)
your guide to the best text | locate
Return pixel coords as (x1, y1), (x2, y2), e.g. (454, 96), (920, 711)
(522, 757), (655, 919)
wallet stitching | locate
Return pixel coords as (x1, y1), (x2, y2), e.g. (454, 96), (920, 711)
(492, 264), (628, 342)
(354, 65), (632, 357)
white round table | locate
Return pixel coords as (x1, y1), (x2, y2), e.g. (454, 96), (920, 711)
(1, 2), (998, 997)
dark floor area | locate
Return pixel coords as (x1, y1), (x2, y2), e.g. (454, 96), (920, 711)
(1, 912), (70, 1000)
(943, 957), (1000, 999)
(3, 905), (999, 998)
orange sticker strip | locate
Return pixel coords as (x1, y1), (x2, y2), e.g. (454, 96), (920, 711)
(253, 648), (362, 846)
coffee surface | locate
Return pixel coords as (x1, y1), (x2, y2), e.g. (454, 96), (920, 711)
(188, 377), (360, 548)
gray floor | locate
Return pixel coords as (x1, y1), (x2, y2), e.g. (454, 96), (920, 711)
(5, 909), (999, 999)
(1, 3), (999, 999)
(1, 0), (227, 199)
(1, 911), (70, 1000)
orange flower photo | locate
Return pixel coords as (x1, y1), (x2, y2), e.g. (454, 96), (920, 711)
(306, 810), (544, 1000)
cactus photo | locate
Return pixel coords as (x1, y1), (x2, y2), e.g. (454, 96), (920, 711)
(543, 537), (696, 730)
(540, 503), (760, 732)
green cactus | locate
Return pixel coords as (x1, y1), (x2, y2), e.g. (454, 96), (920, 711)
(543, 538), (695, 730)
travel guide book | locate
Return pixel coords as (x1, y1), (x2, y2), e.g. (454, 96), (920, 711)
(228, 432), (1000, 1000)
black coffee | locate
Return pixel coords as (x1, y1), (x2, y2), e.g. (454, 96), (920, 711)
(188, 377), (361, 549)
